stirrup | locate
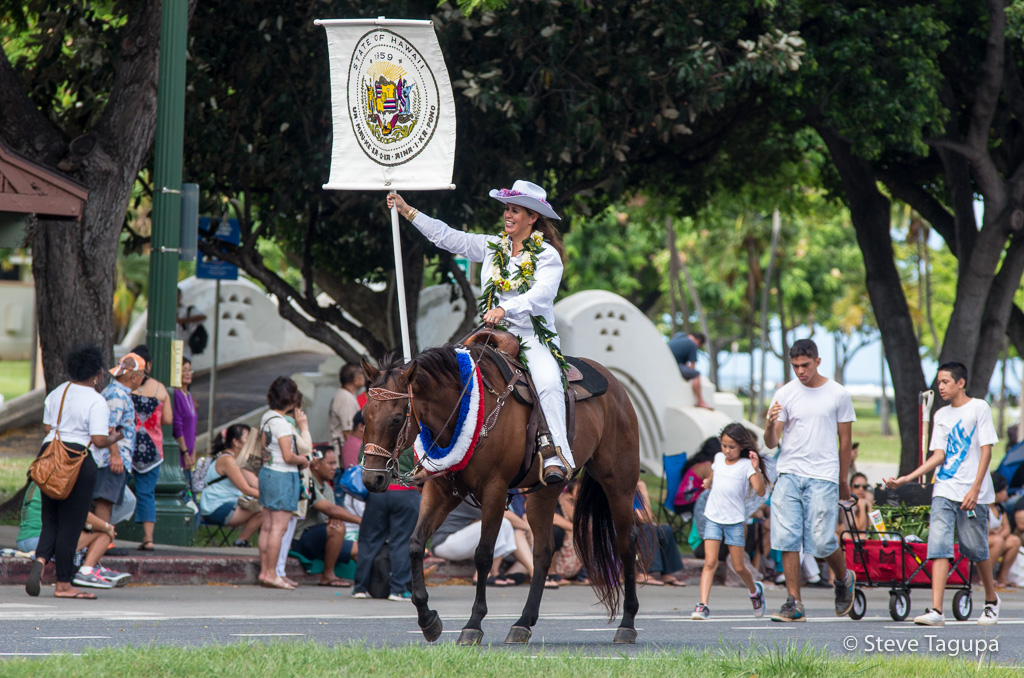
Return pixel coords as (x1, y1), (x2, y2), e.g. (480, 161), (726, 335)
(542, 464), (567, 485)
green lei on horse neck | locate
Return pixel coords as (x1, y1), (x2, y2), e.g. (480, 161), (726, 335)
(477, 230), (570, 387)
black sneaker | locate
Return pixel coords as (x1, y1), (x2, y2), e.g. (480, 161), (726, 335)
(834, 570), (856, 616)
(770, 594), (806, 622)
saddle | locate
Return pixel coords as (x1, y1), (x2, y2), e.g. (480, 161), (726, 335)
(463, 328), (609, 488)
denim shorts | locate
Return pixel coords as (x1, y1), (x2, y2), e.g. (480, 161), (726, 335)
(258, 467), (299, 512)
(770, 473), (839, 558)
(927, 496), (990, 562)
(202, 501), (236, 526)
(703, 519), (745, 547)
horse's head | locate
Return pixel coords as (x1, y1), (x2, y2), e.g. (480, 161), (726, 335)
(360, 355), (419, 493)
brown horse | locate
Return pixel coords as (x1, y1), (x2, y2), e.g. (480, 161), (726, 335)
(360, 344), (643, 646)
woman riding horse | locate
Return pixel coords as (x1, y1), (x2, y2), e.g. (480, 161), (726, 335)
(387, 181), (573, 485)
(364, 182), (645, 646)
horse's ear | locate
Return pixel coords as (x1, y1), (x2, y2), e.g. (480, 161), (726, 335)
(401, 361), (418, 385)
(361, 357), (380, 384)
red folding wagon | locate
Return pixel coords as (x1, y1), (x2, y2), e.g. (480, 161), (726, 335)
(840, 502), (974, 621)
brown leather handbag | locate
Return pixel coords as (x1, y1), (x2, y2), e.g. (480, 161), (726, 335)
(29, 385), (87, 500)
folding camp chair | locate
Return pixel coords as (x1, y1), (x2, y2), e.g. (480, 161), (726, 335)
(198, 514), (239, 547)
(660, 451), (688, 540)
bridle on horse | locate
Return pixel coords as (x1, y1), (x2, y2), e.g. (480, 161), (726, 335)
(363, 383), (421, 479)
(363, 352), (485, 484)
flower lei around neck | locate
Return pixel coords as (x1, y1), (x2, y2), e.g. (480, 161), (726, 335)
(477, 230), (570, 387)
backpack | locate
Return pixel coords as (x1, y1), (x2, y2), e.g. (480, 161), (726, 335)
(191, 455), (215, 494)
(368, 542), (391, 599)
(188, 323), (209, 355)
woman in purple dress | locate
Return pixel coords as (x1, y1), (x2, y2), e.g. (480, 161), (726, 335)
(173, 357), (199, 492)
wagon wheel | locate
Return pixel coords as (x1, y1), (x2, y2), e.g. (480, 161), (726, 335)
(889, 591), (910, 621)
(952, 590), (972, 621)
(849, 588), (867, 620)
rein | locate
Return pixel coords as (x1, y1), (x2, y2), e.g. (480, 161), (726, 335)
(365, 356), (477, 484)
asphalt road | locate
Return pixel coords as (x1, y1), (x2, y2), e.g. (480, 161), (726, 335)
(0, 582), (1015, 662)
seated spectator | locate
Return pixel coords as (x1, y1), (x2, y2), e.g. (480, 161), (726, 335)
(493, 494), (532, 586)
(674, 437), (719, 518)
(547, 480), (582, 587)
(291, 446), (361, 587)
(17, 482), (130, 589)
(198, 424), (262, 547)
(989, 472), (1021, 588)
(432, 498), (529, 585)
(635, 479), (685, 586)
(837, 471), (874, 541)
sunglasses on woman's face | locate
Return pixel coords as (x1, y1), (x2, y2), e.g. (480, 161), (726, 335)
(852, 483), (868, 489)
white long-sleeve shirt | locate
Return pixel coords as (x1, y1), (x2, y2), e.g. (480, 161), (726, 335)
(411, 213), (563, 336)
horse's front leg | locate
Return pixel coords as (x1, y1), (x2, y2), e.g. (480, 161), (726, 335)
(411, 482), (461, 642)
(506, 487), (560, 644)
(458, 488), (507, 646)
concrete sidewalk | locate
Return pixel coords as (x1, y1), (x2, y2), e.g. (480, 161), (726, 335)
(0, 521), (730, 589)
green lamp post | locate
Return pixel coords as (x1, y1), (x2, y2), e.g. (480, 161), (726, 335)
(120, 0), (194, 546)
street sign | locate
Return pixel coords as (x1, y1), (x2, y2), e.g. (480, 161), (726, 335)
(196, 217), (239, 280)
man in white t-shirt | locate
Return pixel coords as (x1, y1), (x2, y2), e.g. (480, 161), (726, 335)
(328, 363), (364, 458)
(885, 362), (1000, 627)
(763, 339), (857, 622)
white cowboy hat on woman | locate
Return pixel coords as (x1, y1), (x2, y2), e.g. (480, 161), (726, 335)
(488, 180), (561, 221)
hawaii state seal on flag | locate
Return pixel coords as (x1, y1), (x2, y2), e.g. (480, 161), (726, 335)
(347, 28), (440, 167)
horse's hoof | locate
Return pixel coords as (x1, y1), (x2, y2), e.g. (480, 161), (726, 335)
(456, 628), (484, 646)
(504, 625), (532, 644)
(421, 612), (443, 642)
(613, 627), (637, 644)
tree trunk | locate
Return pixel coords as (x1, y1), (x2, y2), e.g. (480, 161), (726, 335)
(1, 0), (173, 391)
(777, 274), (791, 383)
(665, 217), (689, 334)
(817, 126), (925, 475)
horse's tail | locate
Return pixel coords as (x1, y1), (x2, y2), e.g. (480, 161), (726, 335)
(573, 470), (649, 620)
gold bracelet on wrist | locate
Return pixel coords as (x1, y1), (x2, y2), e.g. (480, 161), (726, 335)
(405, 208), (419, 221)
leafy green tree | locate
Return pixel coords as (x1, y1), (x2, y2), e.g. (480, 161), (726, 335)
(0, 0), (196, 389)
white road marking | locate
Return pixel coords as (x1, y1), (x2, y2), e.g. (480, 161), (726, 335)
(230, 633), (306, 637)
(36, 636), (112, 640)
(731, 626), (784, 630)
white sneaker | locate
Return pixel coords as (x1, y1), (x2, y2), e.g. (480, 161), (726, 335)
(351, 591), (371, 599)
(978, 595), (1000, 626)
(914, 608), (945, 626)
(774, 572), (786, 585)
(691, 603), (710, 620)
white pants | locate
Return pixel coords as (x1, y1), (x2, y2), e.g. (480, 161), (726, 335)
(521, 333), (574, 469)
(433, 518), (517, 561)
(277, 516), (298, 577)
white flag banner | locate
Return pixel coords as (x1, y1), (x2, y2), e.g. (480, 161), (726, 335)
(315, 18), (456, 191)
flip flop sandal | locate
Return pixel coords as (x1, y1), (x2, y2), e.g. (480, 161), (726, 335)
(503, 572), (529, 586)
(26, 560), (44, 597)
(138, 541), (155, 551)
(259, 577), (295, 590)
(317, 579), (352, 588)
(54, 591), (96, 599)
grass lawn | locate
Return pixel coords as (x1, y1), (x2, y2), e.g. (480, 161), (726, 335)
(0, 641), (1011, 678)
(0, 360), (31, 401)
(0, 454), (30, 504)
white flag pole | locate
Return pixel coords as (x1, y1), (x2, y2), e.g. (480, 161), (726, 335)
(389, 191), (413, 362)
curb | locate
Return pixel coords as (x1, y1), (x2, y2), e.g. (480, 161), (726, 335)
(0, 554), (473, 587)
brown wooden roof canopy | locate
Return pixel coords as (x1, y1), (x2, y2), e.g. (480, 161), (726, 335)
(0, 141), (88, 220)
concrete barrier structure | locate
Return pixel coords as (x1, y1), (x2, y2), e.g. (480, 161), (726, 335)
(554, 290), (752, 473)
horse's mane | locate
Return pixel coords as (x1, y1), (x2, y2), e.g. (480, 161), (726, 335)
(412, 346), (463, 389)
(373, 346), (464, 389)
